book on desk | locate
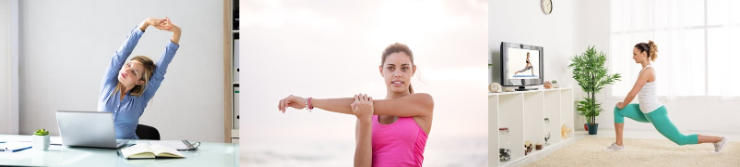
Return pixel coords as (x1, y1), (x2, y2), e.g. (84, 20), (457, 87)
(118, 144), (185, 159)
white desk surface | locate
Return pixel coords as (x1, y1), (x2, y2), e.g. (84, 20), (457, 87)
(0, 135), (238, 167)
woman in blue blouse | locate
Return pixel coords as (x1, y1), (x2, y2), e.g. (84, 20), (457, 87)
(97, 17), (181, 139)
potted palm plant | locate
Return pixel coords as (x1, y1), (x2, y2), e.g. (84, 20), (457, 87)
(33, 129), (50, 151)
(569, 46), (621, 135)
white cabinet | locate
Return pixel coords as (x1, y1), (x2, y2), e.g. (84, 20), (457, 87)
(490, 88), (574, 167)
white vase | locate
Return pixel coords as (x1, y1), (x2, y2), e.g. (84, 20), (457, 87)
(33, 135), (50, 151)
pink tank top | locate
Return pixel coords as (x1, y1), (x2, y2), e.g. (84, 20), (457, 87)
(371, 115), (428, 167)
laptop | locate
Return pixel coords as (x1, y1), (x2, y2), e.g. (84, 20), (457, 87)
(56, 110), (128, 148)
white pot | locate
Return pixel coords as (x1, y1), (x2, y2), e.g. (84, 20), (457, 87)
(33, 135), (50, 151)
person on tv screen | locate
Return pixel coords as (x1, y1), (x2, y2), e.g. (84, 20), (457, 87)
(514, 52), (534, 76)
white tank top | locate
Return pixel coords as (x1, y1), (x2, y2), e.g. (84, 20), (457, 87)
(637, 65), (662, 113)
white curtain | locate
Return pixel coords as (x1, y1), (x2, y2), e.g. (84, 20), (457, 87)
(610, 0), (740, 100)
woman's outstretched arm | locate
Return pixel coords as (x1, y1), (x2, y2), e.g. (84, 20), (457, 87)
(352, 94), (373, 167)
(617, 68), (653, 109)
(142, 17), (181, 101)
(278, 93), (434, 118)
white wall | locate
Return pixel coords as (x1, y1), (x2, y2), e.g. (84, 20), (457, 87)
(489, 0), (577, 87)
(0, 0), (19, 135)
(0, 0), (11, 134)
(18, 0), (225, 142)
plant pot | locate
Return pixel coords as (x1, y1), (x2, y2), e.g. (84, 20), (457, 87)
(587, 123), (599, 135)
(33, 135), (50, 151)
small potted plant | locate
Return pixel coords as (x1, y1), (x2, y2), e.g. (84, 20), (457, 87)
(551, 80), (559, 88)
(33, 129), (50, 151)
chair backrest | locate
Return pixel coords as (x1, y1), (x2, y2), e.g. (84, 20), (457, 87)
(136, 124), (160, 140)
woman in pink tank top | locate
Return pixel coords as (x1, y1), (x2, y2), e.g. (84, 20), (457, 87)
(278, 43), (434, 167)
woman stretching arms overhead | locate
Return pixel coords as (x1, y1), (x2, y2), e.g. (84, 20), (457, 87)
(98, 17), (181, 139)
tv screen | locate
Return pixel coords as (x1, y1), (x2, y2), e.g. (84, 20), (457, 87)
(499, 42), (544, 90)
(505, 47), (540, 79)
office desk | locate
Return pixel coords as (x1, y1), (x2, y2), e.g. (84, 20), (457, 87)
(0, 135), (238, 167)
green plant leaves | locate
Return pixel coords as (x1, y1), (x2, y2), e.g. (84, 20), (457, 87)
(577, 98), (603, 125)
(569, 46), (622, 94)
(34, 129), (49, 136)
(569, 46), (621, 125)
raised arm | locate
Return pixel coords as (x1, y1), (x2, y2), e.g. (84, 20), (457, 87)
(101, 21), (149, 92)
(617, 68), (653, 109)
(142, 17), (181, 101)
(278, 93), (434, 118)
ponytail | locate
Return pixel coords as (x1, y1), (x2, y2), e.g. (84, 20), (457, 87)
(635, 40), (659, 62)
(648, 40), (658, 62)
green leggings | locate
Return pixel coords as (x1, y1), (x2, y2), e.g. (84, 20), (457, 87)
(614, 104), (698, 145)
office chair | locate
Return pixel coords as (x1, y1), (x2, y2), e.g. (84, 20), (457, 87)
(136, 124), (160, 140)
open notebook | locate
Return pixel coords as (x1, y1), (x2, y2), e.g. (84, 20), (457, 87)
(119, 144), (185, 159)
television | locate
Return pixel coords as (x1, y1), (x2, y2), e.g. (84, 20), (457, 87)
(495, 42), (544, 91)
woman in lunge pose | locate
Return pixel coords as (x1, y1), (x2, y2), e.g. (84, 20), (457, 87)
(606, 40), (727, 153)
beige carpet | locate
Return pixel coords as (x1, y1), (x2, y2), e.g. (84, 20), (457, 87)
(524, 137), (740, 167)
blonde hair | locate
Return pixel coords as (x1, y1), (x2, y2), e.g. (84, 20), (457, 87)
(115, 56), (156, 97)
(381, 43), (415, 94)
(635, 40), (659, 62)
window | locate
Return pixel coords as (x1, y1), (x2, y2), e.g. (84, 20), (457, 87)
(610, 0), (740, 97)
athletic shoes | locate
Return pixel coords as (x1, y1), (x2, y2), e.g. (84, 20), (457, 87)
(714, 137), (727, 153)
(605, 143), (625, 151)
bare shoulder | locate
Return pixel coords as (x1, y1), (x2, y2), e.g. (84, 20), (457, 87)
(409, 93), (434, 108)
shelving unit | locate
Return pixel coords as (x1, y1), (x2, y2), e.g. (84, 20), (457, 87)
(489, 88), (575, 167)
(223, 0), (239, 143)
